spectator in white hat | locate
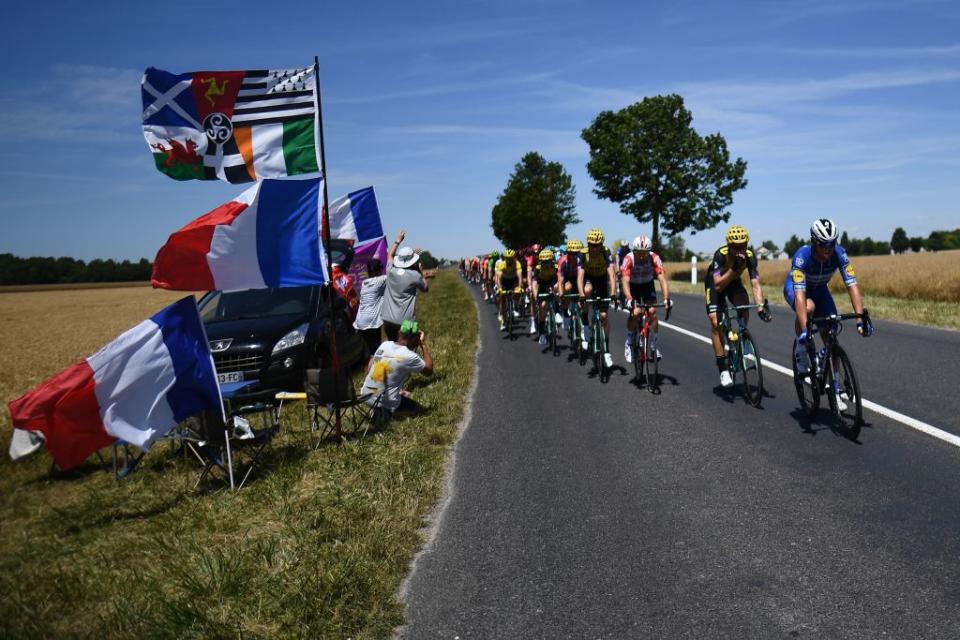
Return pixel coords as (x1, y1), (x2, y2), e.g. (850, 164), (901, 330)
(382, 231), (429, 341)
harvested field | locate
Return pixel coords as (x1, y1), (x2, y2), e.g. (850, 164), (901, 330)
(663, 249), (960, 302)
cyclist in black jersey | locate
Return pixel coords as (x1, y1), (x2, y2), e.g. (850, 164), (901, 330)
(577, 228), (616, 369)
(705, 225), (772, 387)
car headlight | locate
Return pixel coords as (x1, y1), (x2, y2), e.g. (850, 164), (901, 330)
(272, 323), (308, 355)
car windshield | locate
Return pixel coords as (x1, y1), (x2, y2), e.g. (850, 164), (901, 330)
(199, 286), (315, 322)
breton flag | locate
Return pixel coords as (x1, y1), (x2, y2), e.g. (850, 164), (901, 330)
(7, 297), (222, 470)
(142, 65), (319, 184)
(151, 178), (328, 292)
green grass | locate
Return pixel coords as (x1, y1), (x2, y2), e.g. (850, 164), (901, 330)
(0, 269), (478, 639)
(665, 279), (960, 330)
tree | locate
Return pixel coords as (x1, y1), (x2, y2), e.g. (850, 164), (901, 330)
(491, 152), (579, 248)
(659, 235), (687, 261)
(840, 231), (850, 248)
(909, 236), (924, 253)
(784, 234), (804, 257)
(418, 250), (440, 270)
(761, 240), (779, 254)
(891, 227), (909, 254)
(581, 94), (747, 251)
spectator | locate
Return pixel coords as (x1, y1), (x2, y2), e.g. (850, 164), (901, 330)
(361, 319), (434, 417)
(330, 261), (359, 320)
(382, 231), (429, 341)
(353, 254), (389, 364)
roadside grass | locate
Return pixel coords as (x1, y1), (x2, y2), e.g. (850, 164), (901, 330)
(663, 250), (960, 329)
(0, 269), (478, 639)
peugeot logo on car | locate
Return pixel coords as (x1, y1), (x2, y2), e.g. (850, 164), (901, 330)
(209, 339), (233, 353)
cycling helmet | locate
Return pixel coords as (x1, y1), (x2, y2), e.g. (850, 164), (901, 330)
(631, 235), (652, 251)
(489, 251), (499, 259)
(566, 239), (583, 252)
(538, 248), (554, 261)
(504, 249), (517, 259)
(586, 228), (605, 245)
(726, 225), (749, 244)
(810, 218), (840, 246)
(531, 244), (542, 253)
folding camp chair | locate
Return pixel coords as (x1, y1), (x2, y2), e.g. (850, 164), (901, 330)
(305, 368), (383, 443)
(184, 383), (279, 490)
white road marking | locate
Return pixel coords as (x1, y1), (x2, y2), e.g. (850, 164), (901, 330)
(649, 314), (960, 450)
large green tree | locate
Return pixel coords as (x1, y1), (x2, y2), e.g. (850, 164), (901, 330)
(491, 152), (579, 247)
(891, 227), (909, 254)
(581, 94), (747, 250)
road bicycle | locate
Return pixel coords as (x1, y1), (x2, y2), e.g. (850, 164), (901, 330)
(499, 286), (522, 336)
(629, 300), (671, 391)
(584, 296), (613, 380)
(563, 294), (587, 366)
(792, 311), (869, 439)
(537, 291), (562, 357)
(719, 301), (770, 407)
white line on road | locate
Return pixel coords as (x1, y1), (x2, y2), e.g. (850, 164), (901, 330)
(652, 316), (960, 450)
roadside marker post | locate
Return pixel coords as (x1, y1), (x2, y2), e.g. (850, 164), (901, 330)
(690, 256), (698, 285)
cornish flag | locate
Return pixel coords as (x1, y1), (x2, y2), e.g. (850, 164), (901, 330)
(151, 178), (328, 292)
(142, 65), (319, 183)
(7, 297), (222, 470)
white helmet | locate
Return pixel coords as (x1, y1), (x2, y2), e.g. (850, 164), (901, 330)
(810, 218), (839, 245)
(631, 235), (652, 251)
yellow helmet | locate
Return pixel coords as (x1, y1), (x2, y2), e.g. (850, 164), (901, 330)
(538, 248), (554, 261)
(566, 239), (583, 252)
(586, 228), (605, 245)
(504, 249), (517, 259)
(726, 225), (749, 244)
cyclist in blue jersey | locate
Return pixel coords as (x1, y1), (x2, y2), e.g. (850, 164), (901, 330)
(785, 218), (873, 385)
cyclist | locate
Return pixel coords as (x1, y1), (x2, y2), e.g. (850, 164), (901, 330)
(577, 228), (616, 369)
(480, 251), (493, 301)
(523, 244), (541, 334)
(529, 247), (562, 344)
(495, 249), (522, 332)
(621, 235), (672, 363)
(558, 239), (584, 333)
(705, 225), (772, 388)
(785, 219), (872, 407)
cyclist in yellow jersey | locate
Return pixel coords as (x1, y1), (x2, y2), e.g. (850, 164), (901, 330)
(577, 228), (617, 369)
(495, 249), (522, 332)
(529, 248), (562, 343)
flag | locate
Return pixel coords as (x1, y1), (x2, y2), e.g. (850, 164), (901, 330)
(7, 297), (222, 470)
(349, 237), (389, 285)
(142, 65), (319, 183)
(151, 178), (328, 292)
(326, 186), (384, 244)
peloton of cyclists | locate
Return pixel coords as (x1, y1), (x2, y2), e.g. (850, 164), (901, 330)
(704, 225), (772, 388)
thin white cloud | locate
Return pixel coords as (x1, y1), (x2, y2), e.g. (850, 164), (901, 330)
(328, 72), (557, 105)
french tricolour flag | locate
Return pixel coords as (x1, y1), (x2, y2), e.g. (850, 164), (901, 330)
(7, 297), (223, 470)
(152, 178), (327, 292)
(326, 186), (383, 244)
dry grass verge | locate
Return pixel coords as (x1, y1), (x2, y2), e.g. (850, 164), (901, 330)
(0, 270), (478, 638)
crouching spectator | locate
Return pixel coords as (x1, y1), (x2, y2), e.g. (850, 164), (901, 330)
(360, 320), (433, 418)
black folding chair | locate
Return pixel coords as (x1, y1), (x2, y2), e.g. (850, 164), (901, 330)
(184, 402), (278, 490)
(305, 368), (384, 443)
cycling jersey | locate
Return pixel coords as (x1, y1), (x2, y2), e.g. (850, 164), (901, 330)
(708, 245), (758, 283)
(558, 254), (582, 282)
(580, 248), (613, 279)
(786, 244), (857, 292)
(621, 251), (664, 284)
(533, 261), (558, 283)
(495, 258), (520, 278)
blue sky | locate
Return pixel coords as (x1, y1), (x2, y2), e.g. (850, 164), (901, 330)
(1, 0), (958, 261)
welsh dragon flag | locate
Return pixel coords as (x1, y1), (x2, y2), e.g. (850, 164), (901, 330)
(142, 65), (320, 184)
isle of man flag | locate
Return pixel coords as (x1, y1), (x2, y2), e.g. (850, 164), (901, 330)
(142, 66), (320, 183)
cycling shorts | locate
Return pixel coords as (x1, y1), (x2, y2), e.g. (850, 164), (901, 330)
(585, 277), (611, 309)
(500, 276), (520, 292)
(629, 281), (657, 305)
(784, 280), (837, 317)
(705, 281), (748, 315)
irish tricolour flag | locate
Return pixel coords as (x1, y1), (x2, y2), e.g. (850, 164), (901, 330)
(142, 66), (319, 184)
(151, 178), (327, 292)
(7, 297), (222, 470)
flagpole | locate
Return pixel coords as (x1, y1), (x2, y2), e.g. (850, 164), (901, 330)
(313, 55), (343, 440)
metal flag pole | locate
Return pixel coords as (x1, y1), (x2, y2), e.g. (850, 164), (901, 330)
(313, 55), (343, 439)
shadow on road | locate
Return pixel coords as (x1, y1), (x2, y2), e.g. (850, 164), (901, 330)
(787, 408), (869, 445)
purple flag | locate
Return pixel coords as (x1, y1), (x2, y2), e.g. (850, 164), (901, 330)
(349, 237), (388, 286)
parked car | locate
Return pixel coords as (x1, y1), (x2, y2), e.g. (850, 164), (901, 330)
(198, 240), (365, 401)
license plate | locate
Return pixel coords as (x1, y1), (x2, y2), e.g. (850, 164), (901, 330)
(217, 372), (243, 384)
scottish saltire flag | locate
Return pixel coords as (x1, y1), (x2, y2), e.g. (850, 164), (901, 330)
(7, 297), (222, 470)
(152, 178), (327, 292)
(326, 187), (384, 243)
(142, 65), (319, 183)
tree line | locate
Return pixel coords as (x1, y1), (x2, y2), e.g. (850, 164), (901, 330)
(779, 227), (960, 258)
(0, 254), (153, 286)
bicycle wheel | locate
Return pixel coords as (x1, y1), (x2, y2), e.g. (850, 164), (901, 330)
(792, 343), (820, 417)
(632, 332), (643, 379)
(595, 322), (607, 378)
(507, 297), (515, 337)
(645, 331), (659, 390)
(740, 331), (764, 407)
(577, 318), (587, 366)
(827, 345), (863, 438)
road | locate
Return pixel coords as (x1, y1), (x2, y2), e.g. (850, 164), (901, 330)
(401, 285), (960, 639)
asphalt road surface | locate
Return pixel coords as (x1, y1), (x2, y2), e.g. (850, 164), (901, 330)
(401, 285), (960, 639)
